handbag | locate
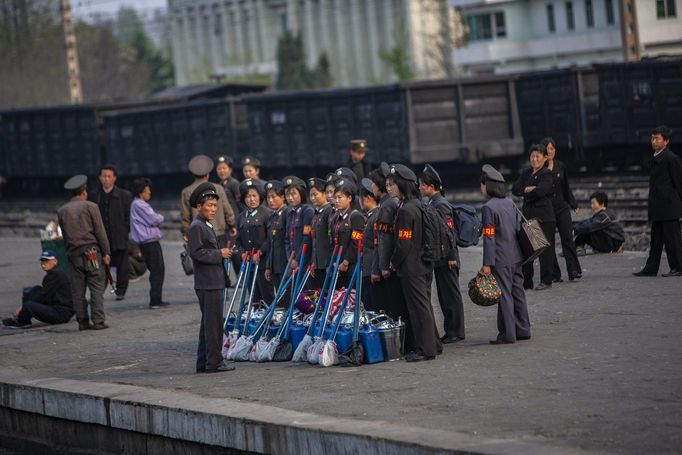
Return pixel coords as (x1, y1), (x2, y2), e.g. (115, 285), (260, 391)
(515, 206), (550, 265)
(180, 243), (193, 276)
(468, 272), (501, 306)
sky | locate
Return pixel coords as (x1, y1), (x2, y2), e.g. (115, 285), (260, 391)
(71, 0), (168, 22)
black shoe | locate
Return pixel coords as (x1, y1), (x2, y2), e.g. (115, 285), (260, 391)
(523, 284), (534, 290)
(568, 273), (582, 281)
(3, 318), (31, 328)
(78, 321), (93, 331)
(91, 323), (109, 330)
(517, 336), (531, 341)
(633, 270), (657, 277)
(534, 283), (552, 291)
(204, 363), (236, 373)
(115, 295), (125, 301)
(490, 339), (515, 345)
(662, 270), (682, 277)
(441, 336), (465, 344)
(404, 350), (435, 362)
(150, 301), (170, 309)
(552, 277), (564, 283)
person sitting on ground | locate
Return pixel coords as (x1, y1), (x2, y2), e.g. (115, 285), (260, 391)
(2, 251), (74, 328)
(574, 191), (625, 255)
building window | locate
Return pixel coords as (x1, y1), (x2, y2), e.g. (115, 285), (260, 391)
(585, 0), (594, 27)
(495, 12), (507, 37)
(547, 3), (556, 32)
(657, 0), (677, 17)
(467, 14), (493, 41)
(605, 0), (615, 24)
(566, 1), (575, 29)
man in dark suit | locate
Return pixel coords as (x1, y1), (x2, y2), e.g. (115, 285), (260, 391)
(188, 182), (235, 373)
(634, 126), (682, 277)
(89, 164), (132, 300)
(348, 139), (371, 182)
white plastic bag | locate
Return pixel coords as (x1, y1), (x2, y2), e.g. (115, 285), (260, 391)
(224, 330), (239, 360)
(231, 336), (253, 361)
(257, 337), (279, 362)
(307, 337), (323, 364)
(319, 340), (338, 367)
(292, 334), (312, 362)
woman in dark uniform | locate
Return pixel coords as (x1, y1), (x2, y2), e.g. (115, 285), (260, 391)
(512, 144), (556, 291)
(264, 180), (290, 299)
(360, 178), (379, 311)
(331, 179), (365, 288)
(235, 179), (274, 303)
(283, 176), (315, 273)
(542, 137), (582, 282)
(387, 164), (441, 362)
(308, 177), (333, 289)
(480, 164), (531, 344)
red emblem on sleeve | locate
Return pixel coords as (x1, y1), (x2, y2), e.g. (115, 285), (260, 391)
(447, 218), (455, 231)
(398, 229), (413, 240)
(483, 226), (495, 237)
(351, 230), (364, 240)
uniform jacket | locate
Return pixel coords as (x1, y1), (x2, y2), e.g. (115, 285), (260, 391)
(89, 186), (132, 251)
(332, 208), (366, 267)
(219, 177), (242, 219)
(29, 268), (74, 318)
(374, 194), (399, 275)
(349, 158), (371, 182)
(130, 198), (164, 244)
(58, 197), (111, 258)
(390, 198), (431, 277)
(362, 207), (379, 277)
(481, 197), (524, 267)
(181, 179), (236, 236)
(309, 204), (333, 270)
(574, 208), (625, 242)
(188, 214), (227, 290)
(548, 159), (577, 213)
(266, 206), (290, 274)
(236, 206), (273, 256)
(429, 193), (460, 267)
(512, 167), (556, 223)
(647, 148), (682, 221)
(285, 204), (315, 261)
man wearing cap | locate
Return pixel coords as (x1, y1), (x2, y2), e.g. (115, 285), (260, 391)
(58, 174), (111, 331)
(419, 164), (465, 344)
(2, 251), (74, 328)
(188, 182), (235, 373)
(349, 140), (371, 182)
(89, 164), (132, 301)
(181, 155), (237, 249)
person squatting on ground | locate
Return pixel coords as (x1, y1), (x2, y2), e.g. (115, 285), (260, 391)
(58, 174), (111, 331)
(480, 165), (532, 344)
(573, 191), (625, 255)
(2, 251), (74, 328)
(130, 178), (168, 309)
(188, 182), (235, 374)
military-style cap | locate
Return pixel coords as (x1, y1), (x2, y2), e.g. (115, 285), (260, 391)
(360, 178), (374, 194)
(188, 155), (214, 176)
(64, 174), (88, 192)
(242, 156), (261, 167)
(189, 182), (219, 207)
(422, 164), (442, 186)
(265, 180), (284, 193)
(40, 250), (57, 261)
(239, 178), (265, 200)
(378, 162), (391, 178)
(215, 155), (233, 166)
(389, 164), (417, 184)
(326, 172), (339, 184)
(334, 178), (357, 196)
(351, 139), (367, 152)
(482, 164), (505, 183)
(335, 167), (357, 184)
(283, 175), (306, 189)
(308, 177), (326, 192)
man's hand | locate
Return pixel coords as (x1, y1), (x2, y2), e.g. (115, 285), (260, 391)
(102, 254), (111, 265)
(265, 269), (272, 282)
(221, 248), (232, 259)
(371, 273), (381, 284)
(524, 186), (536, 193)
(182, 233), (188, 243)
(381, 269), (391, 279)
(481, 265), (491, 276)
(448, 260), (458, 270)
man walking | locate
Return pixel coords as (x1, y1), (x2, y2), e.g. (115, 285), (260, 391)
(634, 126), (682, 277)
(58, 175), (111, 330)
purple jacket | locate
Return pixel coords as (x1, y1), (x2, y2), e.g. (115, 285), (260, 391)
(130, 198), (164, 244)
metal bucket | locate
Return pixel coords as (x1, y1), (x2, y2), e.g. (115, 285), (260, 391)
(379, 326), (404, 361)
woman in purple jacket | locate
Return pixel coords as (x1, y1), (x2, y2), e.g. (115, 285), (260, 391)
(130, 178), (168, 309)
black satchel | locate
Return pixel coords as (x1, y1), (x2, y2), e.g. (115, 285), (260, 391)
(180, 244), (193, 276)
(515, 206), (550, 265)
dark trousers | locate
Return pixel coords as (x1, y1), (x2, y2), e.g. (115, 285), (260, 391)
(643, 219), (682, 273)
(361, 276), (378, 312)
(375, 273), (414, 352)
(575, 233), (622, 253)
(69, 253), (106, 325)
(308, 268), (327, 290)
(139, 241), (165, 305)
(110, 249), (130, 297)
(399, 272), (441, 357)
(523, 221), (556, 287)
(433, 265), (465, 338)
(195, 289), (224, 371)
(272, 272), (293, 308)
(16, 301), (71, 325)
(254, 269), (275, 304)
(492, 263), (531, 342)
(552, 209), (582, 279)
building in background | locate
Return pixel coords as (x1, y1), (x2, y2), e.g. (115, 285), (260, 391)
(168, 0), (461, 86)
(450, 0), (682, 75)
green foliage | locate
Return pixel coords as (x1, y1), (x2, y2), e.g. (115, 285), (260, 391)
(379, 26), (415, 82)
(311, 52), (333, 89)
(276, 31), (332, 90)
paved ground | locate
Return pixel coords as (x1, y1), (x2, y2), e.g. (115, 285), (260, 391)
(1, 237), (680, 454)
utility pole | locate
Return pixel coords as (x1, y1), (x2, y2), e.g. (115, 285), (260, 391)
(60, 0), (83, 103)
(619, 0), (641, 61)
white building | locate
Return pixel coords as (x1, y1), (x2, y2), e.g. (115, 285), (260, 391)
(168, 0), (454, 86)
(450, 0), (682, 74)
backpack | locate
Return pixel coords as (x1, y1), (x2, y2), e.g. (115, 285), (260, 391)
(451, 204), (482, 247)
(420, 202), (455, 263)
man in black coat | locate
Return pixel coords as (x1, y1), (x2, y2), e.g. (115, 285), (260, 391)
(89, 164), (132, 300)
(634, 126), (682, 277)
(348, 139), (371, 182)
